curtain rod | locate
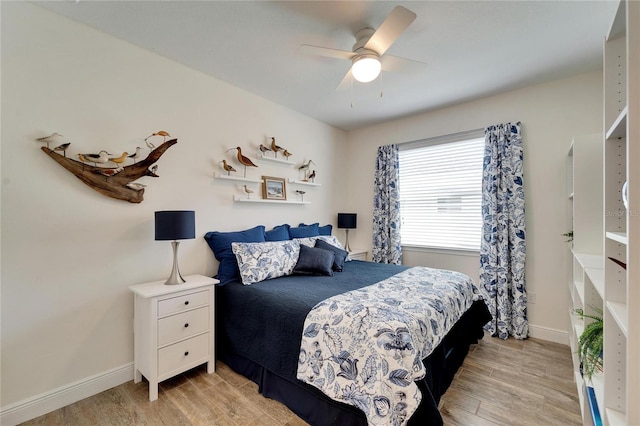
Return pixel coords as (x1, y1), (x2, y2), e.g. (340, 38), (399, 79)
(398, 127), (485, 150)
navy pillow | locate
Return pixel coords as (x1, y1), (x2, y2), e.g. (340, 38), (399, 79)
(289, 223), (320, 239)
(318, 224), (332, 236)
(204, 225), (266, 284)
(315, 239), (348, 272)
(293, 244), (335, 276)
(265, 224), (290, 241)
(298, 222), (332, 236)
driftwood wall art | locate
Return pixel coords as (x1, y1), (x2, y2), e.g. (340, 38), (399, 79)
(41, 139), (178, 204)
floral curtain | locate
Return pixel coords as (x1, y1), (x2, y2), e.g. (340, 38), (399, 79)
(372, 144), (402, 264)
(480, 122), (528, 339)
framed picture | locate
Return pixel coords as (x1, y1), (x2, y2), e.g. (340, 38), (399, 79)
(262, 176), (287, 200)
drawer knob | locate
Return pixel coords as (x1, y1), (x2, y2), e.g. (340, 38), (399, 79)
(184, 323), (189, 328)
(184, 301), (189, 306)
(184, 351), (189, 356)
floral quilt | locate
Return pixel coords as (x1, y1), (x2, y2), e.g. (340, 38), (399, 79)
(296, 267), (482, 426)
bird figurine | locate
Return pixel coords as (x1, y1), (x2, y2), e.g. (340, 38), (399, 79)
(94, 166), (123, 181)
(109, 152), (129, 166)
(306, 170), (316, 183)
(298, 159), (315, 179)
(128, 147), (143, 163)
(219, 159), (236, 175)
(283, 149), (293, 160)
(259, 144), (272, 155)
(295, 190), (306, 201)
(150, 164), (159, 175)
(226, 146), (258, 177)
(243, 185), (254, 199)
(36, 132), (64, 148)
(270, 137), (284, 158)
(126, 182), (146, 191)
(79, 150), (111, 166)
(145, 130), (170, 144)
(53, 142), (71, 157)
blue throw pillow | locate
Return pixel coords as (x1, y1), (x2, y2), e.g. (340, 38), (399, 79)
(298, 222), (332, 236)
(318, 224), (332, 236)
(289, 223), (320, 239)
(265, 224), (291, 241)
(315, 239), (348, 272)
(293, 244), (335, 276)
(204, 225), (266, 284)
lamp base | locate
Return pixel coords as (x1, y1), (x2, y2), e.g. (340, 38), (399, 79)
(344, 229), (352, 252)
(165, 241), (186, 285)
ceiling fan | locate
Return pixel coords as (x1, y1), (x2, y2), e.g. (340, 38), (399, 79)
(300, 6), (421, 87)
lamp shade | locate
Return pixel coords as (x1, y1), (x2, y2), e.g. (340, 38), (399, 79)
(337, 213), (357, 229)
(155, 210), (195, 241)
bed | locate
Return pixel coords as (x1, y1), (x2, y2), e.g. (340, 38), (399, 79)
(205, 226), (491, 426)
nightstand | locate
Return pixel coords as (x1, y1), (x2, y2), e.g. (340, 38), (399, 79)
(348, 249), (368, 261)
(129, 274), (218, 401)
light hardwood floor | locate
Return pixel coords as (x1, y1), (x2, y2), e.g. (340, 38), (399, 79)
(21, 333), (582, 426)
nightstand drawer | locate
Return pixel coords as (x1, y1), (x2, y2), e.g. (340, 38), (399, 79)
(158, 289), (209, 317)
(158, 306), (210, 346)
(158, 332), (209, 377)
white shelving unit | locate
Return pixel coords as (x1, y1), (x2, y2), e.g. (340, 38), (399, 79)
(566, 133), (603, 425)
(600, 1), (639, 424)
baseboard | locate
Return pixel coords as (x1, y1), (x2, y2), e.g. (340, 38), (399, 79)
(0, 363), (134, 426)
(528, 324), (569, 345)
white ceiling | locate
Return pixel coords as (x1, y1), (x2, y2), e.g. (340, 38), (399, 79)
(35, 1), (618, 131)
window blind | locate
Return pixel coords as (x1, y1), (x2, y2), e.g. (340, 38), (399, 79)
(398, 137), (484, 251)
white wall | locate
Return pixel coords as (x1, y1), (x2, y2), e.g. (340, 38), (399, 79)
(0, 1), (604, 421)
(0, 1), (347, 413)
(345, 71), (603, 343)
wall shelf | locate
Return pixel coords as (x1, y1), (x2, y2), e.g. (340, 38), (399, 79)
(605, 231), (628, 245)
(288, 179), (321, 187)
(585, 268), (605, 300)
(606, 106), (628, 140)
(214, 173), (263, 184)
(256, 154), (296, 166)
(606, 301), (628, 336)
(232, 195), (309, 205)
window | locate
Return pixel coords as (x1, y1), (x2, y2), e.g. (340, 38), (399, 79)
(398, 134), (484, 251)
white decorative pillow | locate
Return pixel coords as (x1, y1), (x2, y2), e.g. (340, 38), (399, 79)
(231, 240), (300, 285)
(293, 237), (319, 248)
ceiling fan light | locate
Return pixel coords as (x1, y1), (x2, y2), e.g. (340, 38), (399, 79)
(351, 55), (381, 83)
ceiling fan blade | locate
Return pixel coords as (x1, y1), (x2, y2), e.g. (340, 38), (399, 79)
(299, 44), (355, 60)
(381, 55), (426, 73)
(364, 6), (416, 56)
(336, 68), (353, 91)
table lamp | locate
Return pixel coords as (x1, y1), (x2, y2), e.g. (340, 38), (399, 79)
(337, 213), (357, 252)
(155, 210), (195, 285)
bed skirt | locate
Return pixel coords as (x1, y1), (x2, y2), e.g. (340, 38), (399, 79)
(217, 299), (490, 426)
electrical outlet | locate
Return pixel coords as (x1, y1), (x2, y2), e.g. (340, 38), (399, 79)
(528, 292), (536, 304)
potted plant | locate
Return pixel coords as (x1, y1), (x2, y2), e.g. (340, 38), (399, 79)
(573, 308), (603, 380)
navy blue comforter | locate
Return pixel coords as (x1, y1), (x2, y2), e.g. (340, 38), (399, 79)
(216, 260), (408, 379)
